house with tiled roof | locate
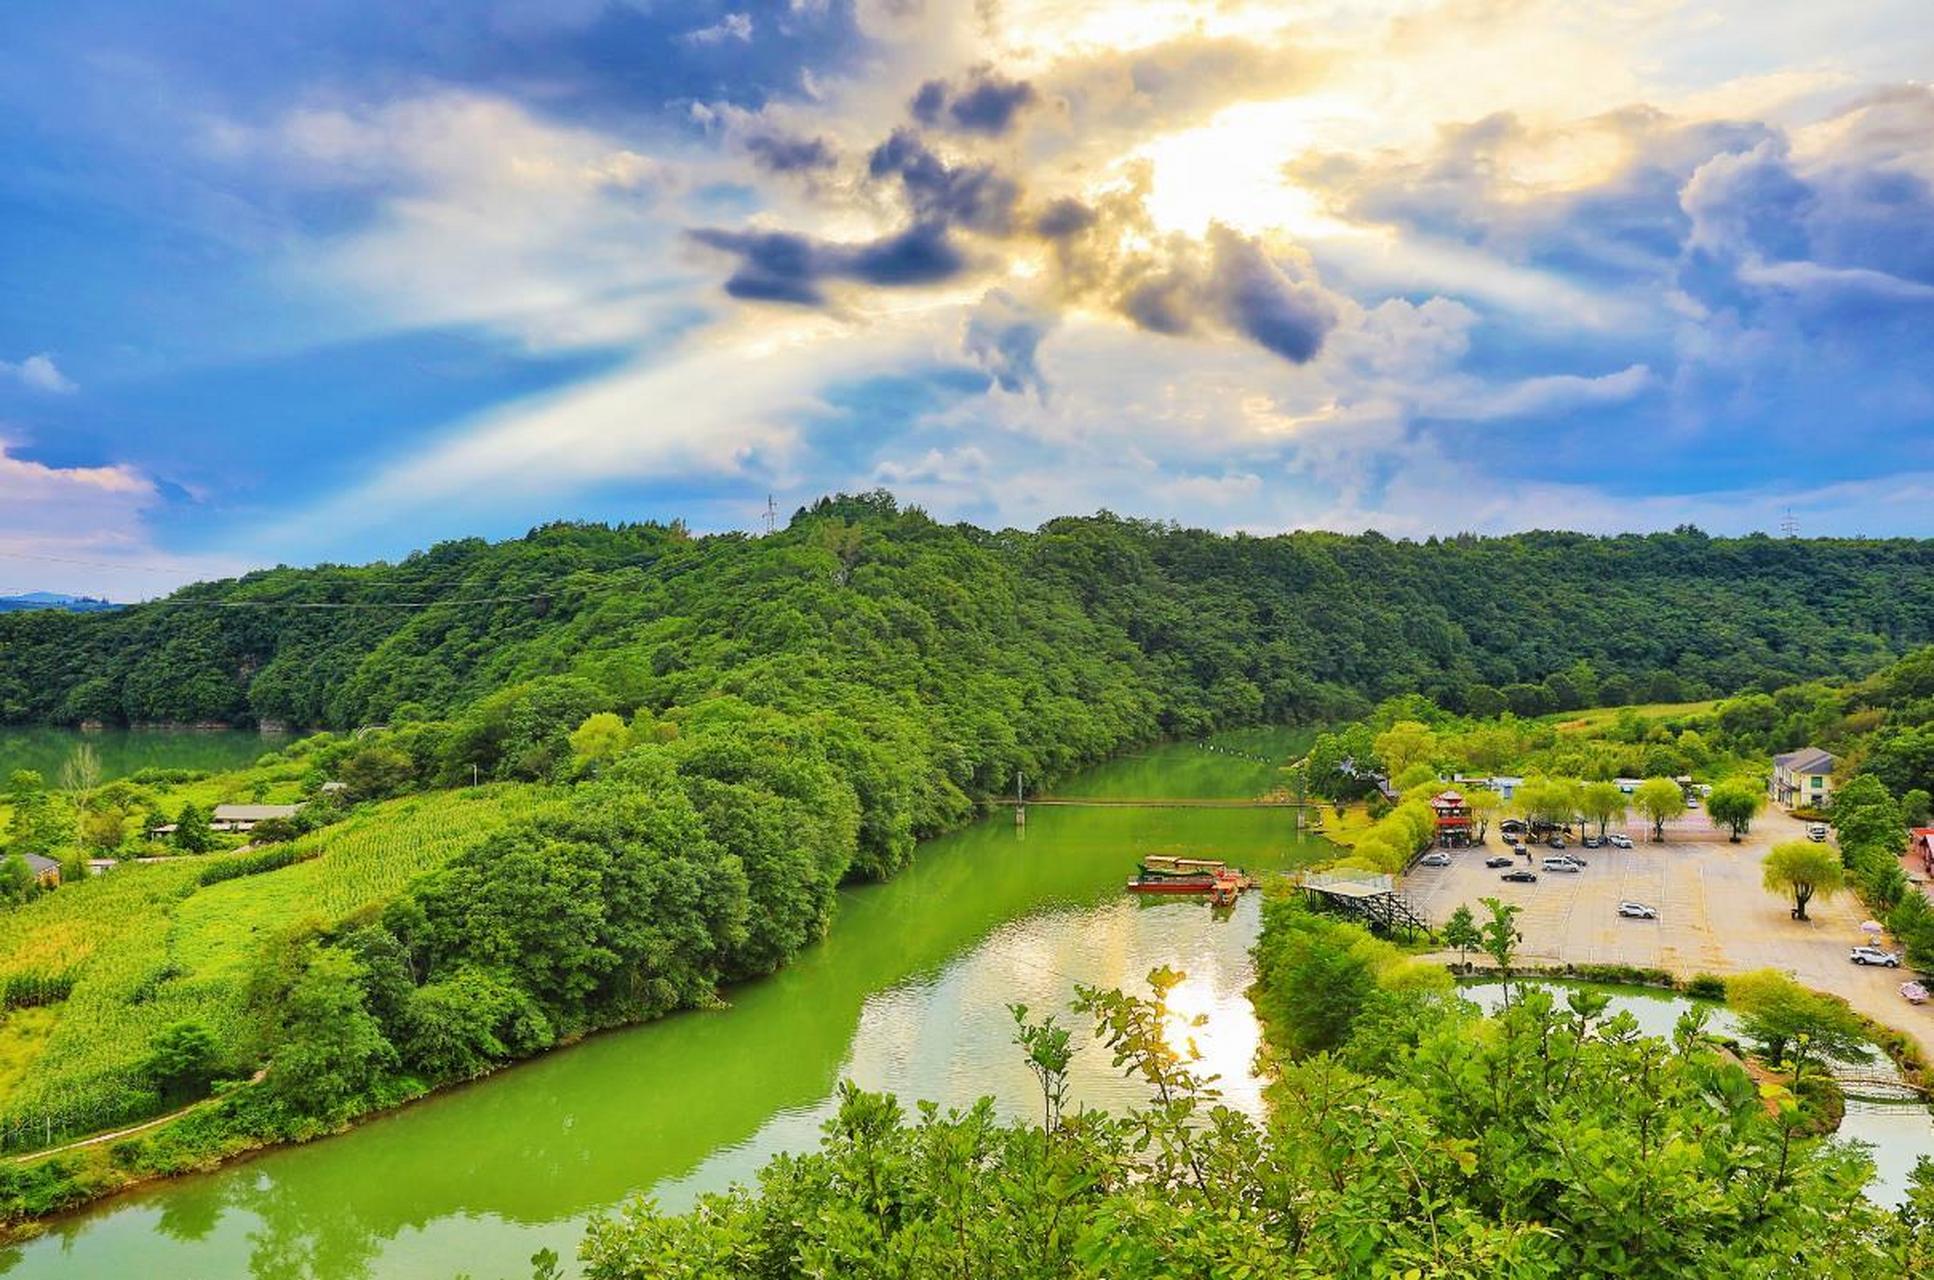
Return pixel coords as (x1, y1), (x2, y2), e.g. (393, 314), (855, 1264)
(1770, 747), (1836, 810)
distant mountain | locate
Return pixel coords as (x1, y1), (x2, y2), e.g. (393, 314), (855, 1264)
(0, 591), (122, 613)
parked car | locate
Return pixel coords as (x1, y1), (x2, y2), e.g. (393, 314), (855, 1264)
(1484, 855), (1514, 868)
(1500, 870), (1538, 883)
(1582, 835), (1603, 849)
(1418, 851), (1452, 867)
(1607, 834), (1634, 849)
(1541, 856), (1582, 873)
(1559, 852), (1589, 867)
(1806, 823), (1829, 842)
(1618, 901), (1658, 919)
(1851, 946), (1901, 967)
(1547, 837), (1567, 850)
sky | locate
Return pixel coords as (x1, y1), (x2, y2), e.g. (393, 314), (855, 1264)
(2, 0), (1931, 599)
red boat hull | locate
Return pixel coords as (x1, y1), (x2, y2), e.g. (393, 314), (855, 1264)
(1126, 875), (1225, 894)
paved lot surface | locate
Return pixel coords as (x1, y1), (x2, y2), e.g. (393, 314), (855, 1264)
(1405, 809), (1934, 1059)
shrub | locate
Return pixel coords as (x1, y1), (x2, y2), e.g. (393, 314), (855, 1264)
(1685, 973), (1727, 1001)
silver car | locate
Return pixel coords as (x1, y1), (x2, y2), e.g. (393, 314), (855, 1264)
(1618, 901), (1658, 919)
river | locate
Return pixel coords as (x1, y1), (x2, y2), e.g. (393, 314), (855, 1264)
(4, 727), (1324, 1279)
(0, 727), (298, 782)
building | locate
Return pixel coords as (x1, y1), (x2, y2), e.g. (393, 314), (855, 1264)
(1429, 789), (1474, 847)
(22, 853), (61, 888)
(1770, 748), (1836, 810)
(1912, 828), (1934, 878)
(210, 804), (303, 833)
(1453, 773), (1522, 800)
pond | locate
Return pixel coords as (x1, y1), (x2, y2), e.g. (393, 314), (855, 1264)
(0, 728), (297, 783)
(1461, 979), (1934, 1206)
(5, 728), (1323, 1279)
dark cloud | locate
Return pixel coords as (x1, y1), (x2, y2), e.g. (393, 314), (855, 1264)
(1112, 226), (1338, 362)
(688, 227), (826, 303)
(689, 221), (965, 305)
(908, 67), (1037, 135)
(845, 221), (965, 286)
(1033, 197), (1097, 239)
(964, 288), (1055, 397)
(1207, 230), (1335, 362)
(743, 129), (838, 173)
(867, 129), (1020, 234)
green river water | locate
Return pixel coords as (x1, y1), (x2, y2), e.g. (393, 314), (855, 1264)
(0, 727), (298, 782)
(4, 728), (1325, 1279)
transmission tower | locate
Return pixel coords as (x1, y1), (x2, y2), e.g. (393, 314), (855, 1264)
(763, 493), (777, 536)
(1778, 507), (1799, 539)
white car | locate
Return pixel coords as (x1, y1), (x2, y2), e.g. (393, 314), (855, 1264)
(1607, 834), (1634, 849)
(1850, 946), (1901, 967)
(1806, 823), (1829, 842)
(1540, 856), (1582, 873)
(1417, 851), (1452, 867)
(1618, 901), (1658, 920)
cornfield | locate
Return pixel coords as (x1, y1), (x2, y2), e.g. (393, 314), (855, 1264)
(0, 784), (554, 1152)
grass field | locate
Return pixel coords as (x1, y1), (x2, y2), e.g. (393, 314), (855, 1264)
(0, 783), (554, 1151)
(1549, 700), (1721, 733)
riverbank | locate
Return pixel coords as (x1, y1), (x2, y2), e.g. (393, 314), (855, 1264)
(0, 726), (300, 782)
(1, 730), (1325, 1276)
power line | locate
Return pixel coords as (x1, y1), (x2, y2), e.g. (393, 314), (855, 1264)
(187, 593), (554, 611)
(0, 549), (675, 604)
(0, 548), (215, 576)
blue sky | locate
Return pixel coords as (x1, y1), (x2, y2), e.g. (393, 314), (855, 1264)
(2, 0), (1931, 598)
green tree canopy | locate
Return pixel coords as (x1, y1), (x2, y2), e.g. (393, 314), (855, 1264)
(1762, 839), (1846, 921)
(1633, 777), (1686, 840)
(1705, 778), (1766, 842)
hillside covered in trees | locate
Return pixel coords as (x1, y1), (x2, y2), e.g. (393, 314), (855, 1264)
(2, 497), (1932, 1229)
(3, 495), (1930, 739)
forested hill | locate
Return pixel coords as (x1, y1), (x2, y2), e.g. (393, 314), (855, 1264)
(3, 494), (1930, 737)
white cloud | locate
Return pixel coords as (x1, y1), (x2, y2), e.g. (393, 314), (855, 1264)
(219, 92), (704, 352)
(0, 354), (76, 394)
(264, 308), (949, 555)
(0, 440), (242, 600)
(683, 13), (753, 45)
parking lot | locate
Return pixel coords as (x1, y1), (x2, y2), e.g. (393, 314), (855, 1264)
(1403, 809), (1934, 1058)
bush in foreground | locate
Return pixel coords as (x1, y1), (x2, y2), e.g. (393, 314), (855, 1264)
(565, 903), (1933, 1278)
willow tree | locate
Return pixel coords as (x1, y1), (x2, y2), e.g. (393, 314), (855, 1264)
(1633, 777), (1686, 841)
(1763, 840), (1845, 921)
(1706, 779), (1765, 842)
(1579, 781), (1628, 836)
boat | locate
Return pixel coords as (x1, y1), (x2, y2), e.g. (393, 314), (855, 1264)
(1140, 855), (1229, 877)
(1126, 872), (1227, 894)
(1903, 981), (1929, 1005)
(1125, 859), (1256, 898)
